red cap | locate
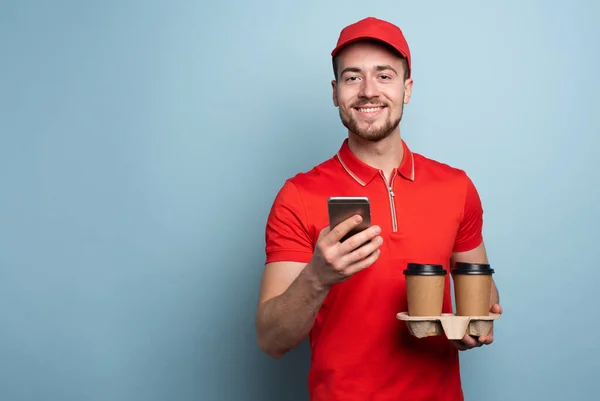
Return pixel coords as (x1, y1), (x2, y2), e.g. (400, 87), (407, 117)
(331, 17), (411, 76)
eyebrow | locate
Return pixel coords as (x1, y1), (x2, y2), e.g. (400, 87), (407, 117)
(340, 67), (362, 76)
(375, 65), (398, 75)
(340, 65), (398, 76)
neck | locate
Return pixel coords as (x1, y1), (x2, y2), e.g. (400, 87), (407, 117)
(347, 128), (404, 183)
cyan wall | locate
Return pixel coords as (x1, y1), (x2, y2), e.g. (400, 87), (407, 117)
(1, 1), (598, 400)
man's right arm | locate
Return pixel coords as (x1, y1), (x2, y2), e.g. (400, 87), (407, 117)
(255, 219), (383, 358)
(256, 180), (325, 358)
(254, 260), (329, 359)
(255, 181), (383, 358)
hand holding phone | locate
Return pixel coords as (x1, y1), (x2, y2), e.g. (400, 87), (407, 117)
(305, 197), (382, 289)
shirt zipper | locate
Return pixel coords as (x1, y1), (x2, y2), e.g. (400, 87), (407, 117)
(379, 170), (398, 232)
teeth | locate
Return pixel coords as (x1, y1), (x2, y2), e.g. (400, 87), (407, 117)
(358, 107), (382, 113)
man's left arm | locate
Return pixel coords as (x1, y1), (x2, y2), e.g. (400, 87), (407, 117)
(450, 172), (502, 351)
(451, 242), (502, 350)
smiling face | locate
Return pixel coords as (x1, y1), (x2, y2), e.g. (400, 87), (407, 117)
(332, 40), (413, 142)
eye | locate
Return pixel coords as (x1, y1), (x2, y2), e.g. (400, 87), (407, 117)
(345, 76), (359, 82)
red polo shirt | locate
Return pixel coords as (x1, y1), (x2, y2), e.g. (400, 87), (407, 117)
(265, 138), (484, 401)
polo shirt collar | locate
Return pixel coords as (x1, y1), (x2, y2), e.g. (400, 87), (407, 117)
(336, 138), (415, 186)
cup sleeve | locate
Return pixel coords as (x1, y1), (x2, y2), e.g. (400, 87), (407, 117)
(264, 180), (314, 264)
(452, 173), (484, 253)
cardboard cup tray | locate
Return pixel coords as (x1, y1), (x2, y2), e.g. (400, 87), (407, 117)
(396, 312), (501, 340)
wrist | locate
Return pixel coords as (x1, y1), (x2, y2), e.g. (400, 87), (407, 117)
(303, 261), (331, 295)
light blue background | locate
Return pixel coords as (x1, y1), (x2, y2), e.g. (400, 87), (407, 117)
(1, 0), (599, 400)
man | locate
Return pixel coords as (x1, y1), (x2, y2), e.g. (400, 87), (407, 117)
(255, 16), (502, 401)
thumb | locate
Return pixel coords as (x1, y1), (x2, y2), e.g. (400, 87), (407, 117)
(490, 304), (502, 314)
(318, 225), (331, 240)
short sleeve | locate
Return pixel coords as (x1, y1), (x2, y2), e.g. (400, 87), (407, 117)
(264, 180), (314, 264)
(453, 173), (484, 253)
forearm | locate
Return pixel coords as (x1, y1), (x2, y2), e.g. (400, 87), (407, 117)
(490, 279), (499, 306)
(255, 263), (330, 358)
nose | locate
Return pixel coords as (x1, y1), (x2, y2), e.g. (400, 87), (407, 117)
(358, 77), (379, 99)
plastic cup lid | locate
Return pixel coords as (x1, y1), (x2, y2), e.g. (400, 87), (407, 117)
(403, 263), (447, 276)
(452, 262), (495, 275)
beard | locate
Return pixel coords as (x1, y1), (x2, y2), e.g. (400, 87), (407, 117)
(339, 101), (403, 142)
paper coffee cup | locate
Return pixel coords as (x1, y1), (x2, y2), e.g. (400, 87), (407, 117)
(451, 263), (495, 316)
(403, 263), (447, 316)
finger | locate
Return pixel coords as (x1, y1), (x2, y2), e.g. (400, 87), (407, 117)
(340, 225), (382, 252)
(451, 340), (468, 351)
(343, 236), (383, 265)
(477, 319), (495, 343)
(478, 326), (494, 344)
(327, 215), (363, 244)
(460, 334), (479, 349)
(318, 226), (331, 239)
(344, 248), (381, 276)
(478, 334), (494, 345)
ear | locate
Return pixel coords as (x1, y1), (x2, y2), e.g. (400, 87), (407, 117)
(331, 80), (339, 107)
(403, 78), (414, 104)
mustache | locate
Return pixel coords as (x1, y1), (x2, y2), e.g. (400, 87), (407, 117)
(351, 100), (388, 108)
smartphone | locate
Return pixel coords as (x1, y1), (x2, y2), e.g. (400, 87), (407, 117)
(327, 197), (371, 243)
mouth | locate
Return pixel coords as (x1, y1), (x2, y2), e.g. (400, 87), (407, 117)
(354, 105), (386, 117)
